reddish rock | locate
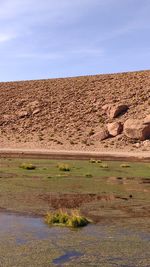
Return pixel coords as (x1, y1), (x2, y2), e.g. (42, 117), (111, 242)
(17, 111), (28, 118)
(107, 122), (123, 137)
(91, 129), (110, 141)
(124, 119), (150, 141)
(144, 115), (150, 124)
(32, 108), (40, 115)
(102, 104), (128, 119)
(142, 140), (150, 148)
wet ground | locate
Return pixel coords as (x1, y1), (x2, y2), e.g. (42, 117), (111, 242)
(0, 157), (150, 220)
(0, 212), (150, 267)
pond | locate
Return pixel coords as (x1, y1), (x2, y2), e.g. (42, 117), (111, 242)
(0, 212), (149, 267)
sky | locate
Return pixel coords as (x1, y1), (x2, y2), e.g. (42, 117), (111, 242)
(0, 0), (150, 81)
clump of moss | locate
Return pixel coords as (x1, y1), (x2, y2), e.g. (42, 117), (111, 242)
(57, 163), (71, 171)
(45, 210), (90, 228)
(89, 158), (96, 163)
(85, 173), (93, 178)
(99, 163), (108, 168)
(120, 164), (130, 168)
(96, 160), (102, 163)
(19, 163), (36, 170)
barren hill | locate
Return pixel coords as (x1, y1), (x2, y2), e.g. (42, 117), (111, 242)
(0, 70), (150, 152)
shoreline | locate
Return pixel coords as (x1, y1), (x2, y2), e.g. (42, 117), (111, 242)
(0, 148), (150, 162)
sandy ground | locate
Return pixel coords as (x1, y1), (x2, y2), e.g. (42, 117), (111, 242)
(0, 70), (150, 155)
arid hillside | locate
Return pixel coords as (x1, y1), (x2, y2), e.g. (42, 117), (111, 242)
(0, 70), (150, 152)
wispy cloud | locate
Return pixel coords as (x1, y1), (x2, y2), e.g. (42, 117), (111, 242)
(17, 47), (104, 60)
(70, 48), (104, 56)
(17, 52), (64, 60)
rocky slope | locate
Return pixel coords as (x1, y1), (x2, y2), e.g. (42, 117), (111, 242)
(0, 70), (150, 152)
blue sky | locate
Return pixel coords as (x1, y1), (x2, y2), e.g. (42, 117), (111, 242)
(0, 0), (150, 81)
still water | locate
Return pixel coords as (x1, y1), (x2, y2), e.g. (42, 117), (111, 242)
(0, 212), (149, 266)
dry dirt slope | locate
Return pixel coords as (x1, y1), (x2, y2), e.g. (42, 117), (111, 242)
(0, 70), (150, 152)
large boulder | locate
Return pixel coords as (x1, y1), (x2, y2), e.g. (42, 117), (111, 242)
(102, 104), (128, 119)
(107, 122), (123, 137)
(124, 119), (150, 141)
(144, 115), (150, 124)
(91, 129), (110, 141)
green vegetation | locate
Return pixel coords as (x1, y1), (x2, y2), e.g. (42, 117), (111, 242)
(0, 157), (149, 218)
(120, 163), (131, 168)
(85, 173), (93, 178)
(96, 160), (102, 163)
(45, 210), (90, 228)
(89, 158), (96, 163)
(57, 163), (71, 171)
(19, 163), (36, 170)
(99, 163), (108, 168)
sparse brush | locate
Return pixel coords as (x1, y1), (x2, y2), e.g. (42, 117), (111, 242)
(19, 163), (36, 170)
(120, 164), (130, 168)
(57, 163), (71, 171)
(45, 209), (90, 228)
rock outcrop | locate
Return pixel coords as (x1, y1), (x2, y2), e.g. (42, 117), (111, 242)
(124, 119), (150, 141)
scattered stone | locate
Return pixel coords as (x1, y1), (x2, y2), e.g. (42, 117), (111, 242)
(102, 104), (128, 119)
(3, 115), (15, 121)
(17, 111), (28, 118)
(107, 122), (123, 137)
(91, 129), (110, 141)
(135, 143), (140, 148)
(28, 101), (40, 114)
(32, 108), (40, 115)
(124, 119), (150, 141)
(102, 104), (109, 111)
(142, 140), (150, 147)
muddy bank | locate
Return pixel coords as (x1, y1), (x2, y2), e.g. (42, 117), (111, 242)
(0, 149), (150, 162)
(0, 192), (149, 223)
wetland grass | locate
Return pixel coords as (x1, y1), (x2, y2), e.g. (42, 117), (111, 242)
(19, 163), (36, 170)
(45, 210), (90, 228)
(120, 163), (131, 168)
(57, 163), (71, 171)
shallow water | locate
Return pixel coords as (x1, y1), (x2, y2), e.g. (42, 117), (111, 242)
(0, 213), (150, 267)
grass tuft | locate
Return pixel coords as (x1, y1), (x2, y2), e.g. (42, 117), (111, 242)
(45, 209), (90, 228)
(89, 159), (96, 163)
(96, 160), (102, 163)
(120, 164), (130, 168)
(57, 163), (71, 171)
(99, 163), (108, 168)
(85, 173), (93, 178)
(19, 163), (36, 170)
